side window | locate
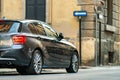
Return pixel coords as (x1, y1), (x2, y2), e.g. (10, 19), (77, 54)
(44, 26), (58, 38)
(33, 23), (46, 36)
(28, 23), (37, 34)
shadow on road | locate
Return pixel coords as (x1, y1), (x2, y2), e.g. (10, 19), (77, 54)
(0, 71), (67, 76)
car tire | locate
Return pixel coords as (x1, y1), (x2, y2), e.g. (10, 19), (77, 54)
(27, 50), (43, 74)
(66, 53), (79, 73)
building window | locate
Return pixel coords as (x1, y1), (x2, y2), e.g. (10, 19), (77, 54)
(107, 0), (113, 25)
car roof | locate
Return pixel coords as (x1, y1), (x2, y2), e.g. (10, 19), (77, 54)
(0, 19), (53, 28)
(0, 19), (44, 24)
(20, 20), (43, 23)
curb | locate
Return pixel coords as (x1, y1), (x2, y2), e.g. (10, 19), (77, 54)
(0, 69), (16, 72)
(0, 69), (17, 74)
(79, 66), (91, 69)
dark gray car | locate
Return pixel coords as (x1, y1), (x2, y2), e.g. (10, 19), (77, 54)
(0, 20), (79, 74)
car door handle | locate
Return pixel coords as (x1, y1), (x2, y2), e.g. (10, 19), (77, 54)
(37, 37), (41, 40)
(52, 40), (58, 43)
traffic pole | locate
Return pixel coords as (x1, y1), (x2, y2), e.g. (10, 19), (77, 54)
(79, 16), (82, 66)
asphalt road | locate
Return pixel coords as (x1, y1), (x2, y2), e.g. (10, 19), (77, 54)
(0, 66), (120, 80)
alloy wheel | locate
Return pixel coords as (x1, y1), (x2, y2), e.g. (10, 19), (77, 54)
(33, 52), (42, 74)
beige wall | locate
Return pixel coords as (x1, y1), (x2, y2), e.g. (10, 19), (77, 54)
(1, 0), (80, 38)
(1, 0), (25, 19)
(0, 0), (79, 37)
(82, 37), (95, 65)
(50, 0), (80, 38)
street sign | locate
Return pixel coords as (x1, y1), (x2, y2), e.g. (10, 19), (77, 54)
(73, 10), (87, 65)
(73, 11), (87, 17)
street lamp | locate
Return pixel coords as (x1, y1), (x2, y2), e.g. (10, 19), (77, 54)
(94, 0), (104, 66)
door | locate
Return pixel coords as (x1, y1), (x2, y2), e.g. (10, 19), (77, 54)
(42, 24), (70, 67)
(26, 0), (46, 21)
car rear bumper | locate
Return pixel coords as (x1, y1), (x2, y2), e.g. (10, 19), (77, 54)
(0, 46), (31, 67)
(0, 58), (16, 68)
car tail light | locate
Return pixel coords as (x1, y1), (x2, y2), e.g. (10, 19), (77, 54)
(0, 20), (4, 22)
(12, 35), (26, 45)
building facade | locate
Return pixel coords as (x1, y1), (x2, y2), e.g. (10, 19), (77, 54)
(0, 0), (120, 66)
(80, 0), (120, 66)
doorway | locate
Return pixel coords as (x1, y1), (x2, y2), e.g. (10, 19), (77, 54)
(26, 0), (46, 21)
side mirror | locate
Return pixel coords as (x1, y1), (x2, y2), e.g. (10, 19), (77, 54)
(58, 33), (64, 40)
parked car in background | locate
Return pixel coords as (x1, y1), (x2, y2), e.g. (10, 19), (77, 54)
(0, 20), (79, 74)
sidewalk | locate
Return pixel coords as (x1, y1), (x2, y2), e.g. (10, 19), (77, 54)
(79, 66), (120, 70)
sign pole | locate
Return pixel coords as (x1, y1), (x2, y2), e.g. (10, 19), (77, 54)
(73, 10), (87, 66)
(79, 16), (82, 66)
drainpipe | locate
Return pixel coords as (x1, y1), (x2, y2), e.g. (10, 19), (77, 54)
(95, 0), (98, 66)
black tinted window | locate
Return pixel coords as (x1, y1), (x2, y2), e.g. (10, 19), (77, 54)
(28, 23), (37, 34)
(0, 22), (21, 33)
(44, 25), (58, 38)
(33, 23), (46, 35)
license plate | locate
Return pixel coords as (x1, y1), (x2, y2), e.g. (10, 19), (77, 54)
(0, 39), (13, 47)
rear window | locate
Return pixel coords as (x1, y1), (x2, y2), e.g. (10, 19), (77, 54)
(0, 21), (21, 33)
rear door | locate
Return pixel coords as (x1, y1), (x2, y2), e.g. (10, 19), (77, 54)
(32, 22), (61, 67)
